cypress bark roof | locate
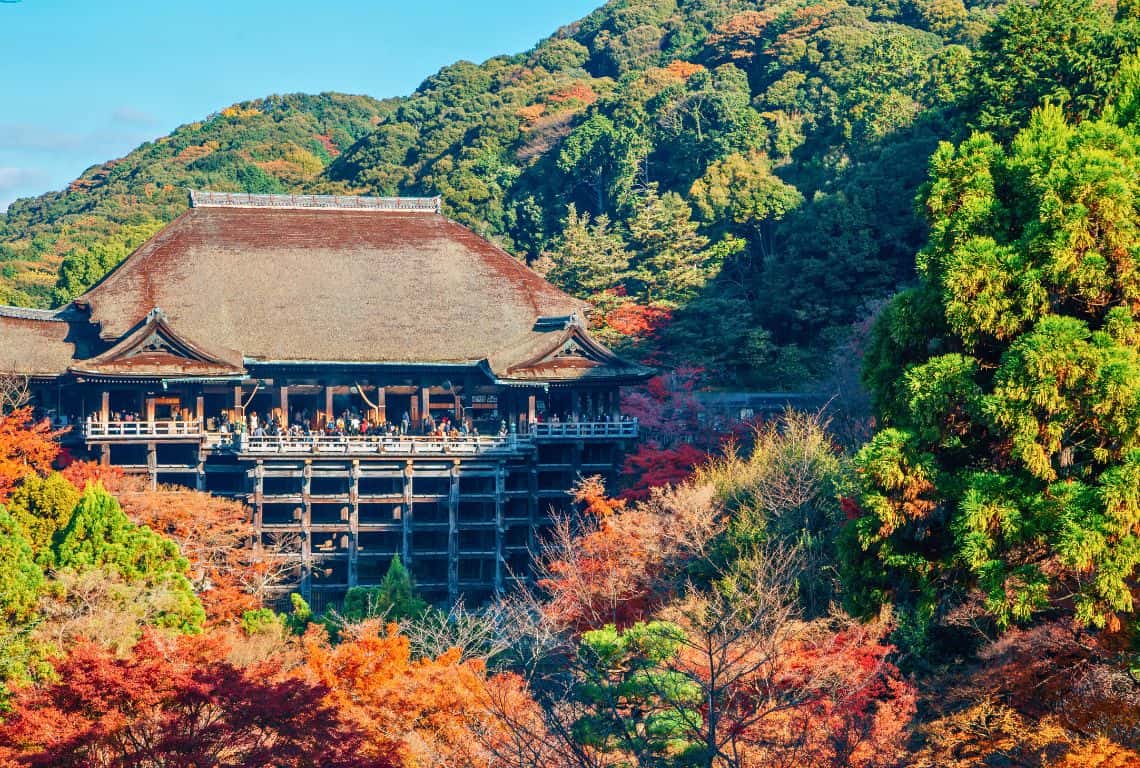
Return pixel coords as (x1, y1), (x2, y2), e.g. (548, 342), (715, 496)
(0, 309), (77, 376)
(0, 193), (651, 382)
(69, 308), (246, 378)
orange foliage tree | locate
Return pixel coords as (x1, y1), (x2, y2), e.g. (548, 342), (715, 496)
(58, 460), (124, 492)
(0, 630), (382, 768)
(537, 477), (721, 633)
(114, 483), (279, 623)
(0, 408), (61, 504)
(301, 620), (518, 767)
(754, 621), (917, 768)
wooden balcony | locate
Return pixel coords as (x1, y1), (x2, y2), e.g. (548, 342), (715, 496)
(530, 419), (638, 440)
(236, 433), (530, 457)
(81, 418), (640, 450)
(83, 418), (204, 441)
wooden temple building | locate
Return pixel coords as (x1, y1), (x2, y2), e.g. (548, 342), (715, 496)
(0, 191), (651, 609)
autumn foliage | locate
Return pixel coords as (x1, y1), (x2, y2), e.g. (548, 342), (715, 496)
(0, 631), (380, 768)
(757, 622), (917, 768)
(0, 408), (61, 504)
(537, 477), (721, 633)
(301, 620), (514, 768)
(57, 460), (124, 492)
(114, 483), (270, 624)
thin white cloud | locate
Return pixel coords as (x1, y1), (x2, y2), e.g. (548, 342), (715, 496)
(0, 123), (83, 151)
(0, 166), (49, 212)
(111, 106), (157, 126)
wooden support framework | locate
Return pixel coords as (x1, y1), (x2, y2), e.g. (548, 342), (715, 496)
(348, 460), (360, 588)
(301, 461), (312, 600)
(494, 461), (506, 593)
(402, 460), (414, 566)
(70, 372), (638, 608)
(448, 460), (460, 603)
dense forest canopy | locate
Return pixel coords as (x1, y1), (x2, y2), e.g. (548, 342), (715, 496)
(3, 0), (1140, 764)
(0, 0), (1015, 389)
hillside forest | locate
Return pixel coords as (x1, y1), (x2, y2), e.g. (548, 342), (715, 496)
(10, 0), (1133, 389)
(2, 0), (1140, 765)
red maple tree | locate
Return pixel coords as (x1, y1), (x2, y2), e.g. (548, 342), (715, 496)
(0, 630), (385, 768)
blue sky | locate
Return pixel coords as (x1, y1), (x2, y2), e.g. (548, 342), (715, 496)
(0, 0), (600, 210)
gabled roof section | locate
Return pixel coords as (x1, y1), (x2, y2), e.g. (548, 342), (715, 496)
(0, 305), (95, 377)
(490, 315), (654, 383)
(69, 308), (245, 378)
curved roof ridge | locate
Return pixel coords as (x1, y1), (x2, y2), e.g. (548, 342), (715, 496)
(189, 189), (442, 213)
(0, 305), (68, 322)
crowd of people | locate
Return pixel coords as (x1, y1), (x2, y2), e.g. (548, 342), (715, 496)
(534, 410), (632, 425)
(75, 404), (634, 442)
(218, 407), (507, 441)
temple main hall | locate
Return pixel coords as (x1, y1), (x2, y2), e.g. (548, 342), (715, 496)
(0, 191), (651, 609)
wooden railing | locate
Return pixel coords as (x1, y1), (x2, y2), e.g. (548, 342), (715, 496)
(236, 433), (528, 456)
(82, 418), (640, 447)
(84, 419), (203, 439)
(530, 420), (638, 439)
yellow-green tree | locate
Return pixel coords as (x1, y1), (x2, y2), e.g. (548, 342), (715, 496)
(851, 62), (1140, 635)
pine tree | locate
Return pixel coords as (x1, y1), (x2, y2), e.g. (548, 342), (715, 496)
(341, 555), (426, 623)
(54, 485), (205, 632)
(626, 186), (714, 305)
(7, 472), (79, 567)
(0, 509), (43, 626)
(546, 205), (630, 296)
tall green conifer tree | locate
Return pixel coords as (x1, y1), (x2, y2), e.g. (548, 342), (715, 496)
(851, 61), (1140, 633)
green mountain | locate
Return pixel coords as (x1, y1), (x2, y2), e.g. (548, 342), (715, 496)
(0, 93), (392, 306)
(0, 0), (1004, 386)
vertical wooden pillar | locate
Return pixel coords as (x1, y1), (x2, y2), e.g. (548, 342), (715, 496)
(100, 390), (110, 422)
(233, 385), (243, 421)
(145, 397), (156, 423)
(527, 463), (539, 556)
(195, 395), (205, 425)
(448, 460), (460, 604)
(527, 394), (536, 427)
(146, 442), (157, 490)
(402, 460), (414, 567)
(252, 462), (264, 531)
(494, 461), (505, 593)
(301, 460), (312, 601)
(377, 386), (387, 424)
(421, 387), (431, 427)
(454, 393), (462, 421)
(196, 447), (206, 492)
(279, 385), (289, 428)
(409, 391), (419, 428)
(324, 386), (334, 424)
(348, 460), (360, 588)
